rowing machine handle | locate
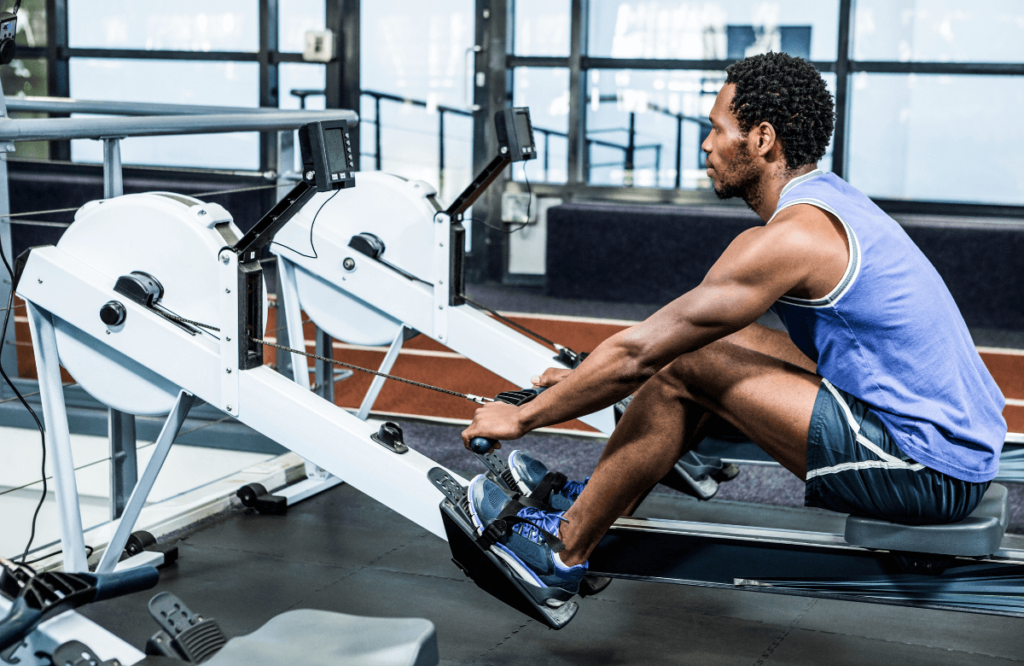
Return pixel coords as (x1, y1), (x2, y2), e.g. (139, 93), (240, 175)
(470, 437), (498, 454)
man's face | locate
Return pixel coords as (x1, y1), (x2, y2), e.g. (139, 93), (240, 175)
(701, 84), (760, 202)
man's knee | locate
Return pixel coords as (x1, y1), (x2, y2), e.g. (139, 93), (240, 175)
(649, 343), (728, 402)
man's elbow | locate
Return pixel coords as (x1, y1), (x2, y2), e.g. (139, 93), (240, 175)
(617, 334), (664, 385)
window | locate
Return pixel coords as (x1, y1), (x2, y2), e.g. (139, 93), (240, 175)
(279, 62), (326, 172)
(512, 67), (569, 184)
(360, 0), (475, 204)
(854, 1), (1024, 63)
(848, 73), (1024, 205)
(279, 0), (326, 53)
(1, 59), (48, 159)
(68, 0), (259, 52)
(512, 0), (570, 57)
(587, 0), (839, 61)
(69, 59), (260, 170)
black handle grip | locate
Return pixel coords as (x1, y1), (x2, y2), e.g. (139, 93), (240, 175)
(469, 437), (497, 454)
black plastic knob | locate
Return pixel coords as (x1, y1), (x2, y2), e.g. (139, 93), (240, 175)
(100, 300), (126, 326)
(470, 437), (497, 454)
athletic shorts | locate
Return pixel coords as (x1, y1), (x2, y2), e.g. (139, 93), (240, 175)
(805, 379), (990, 525)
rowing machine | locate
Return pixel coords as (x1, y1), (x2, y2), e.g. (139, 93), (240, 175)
(12, 120), (466, 575)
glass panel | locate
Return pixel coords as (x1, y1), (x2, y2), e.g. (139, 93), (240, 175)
(853, 1), (1024, 63)
(848, 73), (1024, 206)
(360, 0), (475, 205)
(68, 0), (259, 52)
(512, 67), (569, 184)
(279, 63), (326, 171)
(279, 0), (326, 53)
(15, 0), (46, 48)
(361, 0), (475, 108)
(588, 0), (839, 61)
(2, 58), (48, 159)
(69, 59), (260, 170)
(512, 0), (570, 57)
(587, 68), (834, 189)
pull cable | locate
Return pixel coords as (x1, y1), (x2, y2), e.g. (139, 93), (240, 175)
(158, 312), (494, 405)
(250, 337), (495, 405)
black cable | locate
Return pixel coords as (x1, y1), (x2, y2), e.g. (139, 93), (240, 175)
(0, 233), (48, 565)
(476, 163), (533, 234)
(270, 188), (340, 259)
(22, 545), (93, 567)
(461, 295), (560, 351)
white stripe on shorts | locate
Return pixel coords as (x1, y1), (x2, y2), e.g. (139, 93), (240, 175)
(809, 379), (925, 479)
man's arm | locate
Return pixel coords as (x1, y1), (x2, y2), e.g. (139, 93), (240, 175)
(462, 208), (828, 445)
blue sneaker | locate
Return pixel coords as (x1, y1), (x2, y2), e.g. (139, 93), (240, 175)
(508, 450), (588, 511)
(468, 474), (587, 601)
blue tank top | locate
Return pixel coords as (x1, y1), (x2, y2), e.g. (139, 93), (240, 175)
(770, 171), (1005, 482)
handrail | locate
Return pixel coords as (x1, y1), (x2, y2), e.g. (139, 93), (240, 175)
(5, 96), (285, 117)
(0, 109), (358, 142)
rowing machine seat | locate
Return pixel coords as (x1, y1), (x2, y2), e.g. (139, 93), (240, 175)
(199, 610), (437, 666)
(844, 483), (1009, 557)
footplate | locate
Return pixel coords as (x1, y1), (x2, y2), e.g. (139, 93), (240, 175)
(474, 450), (520, 494)
(659, 450), (740, 501)
(427, 468), (579, 629)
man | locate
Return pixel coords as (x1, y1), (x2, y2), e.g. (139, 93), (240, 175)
(461, 52), (1006, 599)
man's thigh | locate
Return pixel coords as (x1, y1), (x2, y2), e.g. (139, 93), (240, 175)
(662, 338), (822, 479)
(722, 322), (817, 373)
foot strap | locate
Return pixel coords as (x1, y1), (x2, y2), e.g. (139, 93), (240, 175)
(529, 471), (569, 504)
(476, 500), (566, 554)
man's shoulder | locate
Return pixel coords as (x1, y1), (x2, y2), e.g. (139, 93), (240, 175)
(748, 204), (837, 253)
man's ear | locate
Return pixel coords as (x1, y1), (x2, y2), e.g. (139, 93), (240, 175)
(755, 121), (777, 158)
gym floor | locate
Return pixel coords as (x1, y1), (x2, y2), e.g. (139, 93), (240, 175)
(78, 417), (1024, 666)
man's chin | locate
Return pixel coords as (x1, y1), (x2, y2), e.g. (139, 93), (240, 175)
(713, 183), (736, 200)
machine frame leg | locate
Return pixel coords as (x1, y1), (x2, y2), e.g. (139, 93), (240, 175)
(96, 390), (196, 574)
(356, 325), (406, 420)
(269, 256), (341, 509)
(108, 408), (138, 520)
(277, 256), (309, 389)
(24, 303), (88, 573)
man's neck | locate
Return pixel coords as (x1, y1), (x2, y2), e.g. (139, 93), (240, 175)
(749, 163), (819, 222)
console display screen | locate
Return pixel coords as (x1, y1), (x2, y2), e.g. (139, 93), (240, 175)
(514, 112), (533, 149)
(324, 128), (349, 173)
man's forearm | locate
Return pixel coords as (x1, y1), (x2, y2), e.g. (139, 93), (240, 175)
(516, 336), (653, 432)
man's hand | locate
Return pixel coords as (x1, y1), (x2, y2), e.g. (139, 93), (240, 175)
(461, 401), (525, 450)
(531, 367), (572, 388)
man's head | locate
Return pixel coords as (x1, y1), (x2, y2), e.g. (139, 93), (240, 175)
(702, 52), (835, 206)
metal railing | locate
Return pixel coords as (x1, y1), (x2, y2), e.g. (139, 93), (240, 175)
(587, 94), (712, 189)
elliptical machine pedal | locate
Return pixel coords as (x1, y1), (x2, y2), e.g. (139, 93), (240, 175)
(427, 468), (579, 630)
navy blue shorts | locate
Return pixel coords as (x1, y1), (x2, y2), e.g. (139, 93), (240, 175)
(805, 380), (990, 525)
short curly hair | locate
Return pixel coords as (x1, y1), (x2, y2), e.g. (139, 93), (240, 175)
(725, 52), (835, 170)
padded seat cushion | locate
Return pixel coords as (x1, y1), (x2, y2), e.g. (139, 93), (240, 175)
(205, 610), (438, 666)
(844, 483), (1009, 556)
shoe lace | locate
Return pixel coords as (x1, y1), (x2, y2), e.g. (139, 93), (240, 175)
(512, 507), (567, 544)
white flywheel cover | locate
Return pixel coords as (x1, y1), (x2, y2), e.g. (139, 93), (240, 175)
(272, 172), (439, 346)
(54, 193), (266, 416)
